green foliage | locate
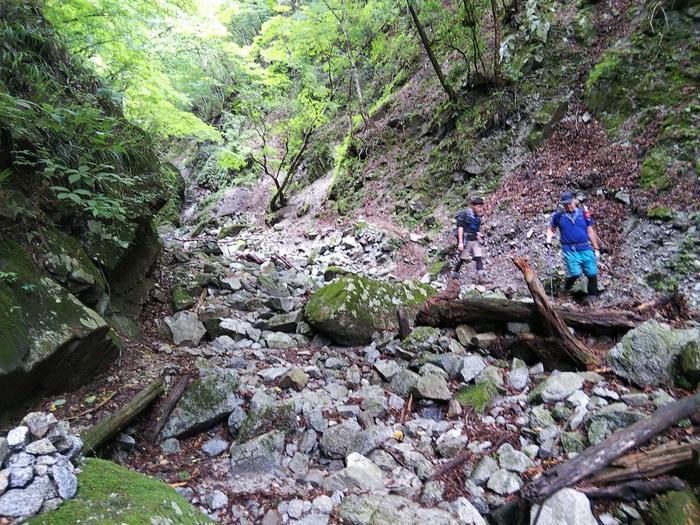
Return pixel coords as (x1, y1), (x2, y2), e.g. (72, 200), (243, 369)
(28, 458), (213, 524)
(0, 1), (163, 225)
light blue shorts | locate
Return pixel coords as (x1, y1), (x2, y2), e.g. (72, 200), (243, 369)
(563, 249), (597, 278)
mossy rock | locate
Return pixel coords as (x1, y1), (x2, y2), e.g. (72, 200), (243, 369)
(647, 206), (676, 220)
(649, 490), (700, 525)
(455, 381), (497, 413)
(27, 458), (212, 525)
(171, 285), (195, 312)
(42, 227), (107, 307)
(217, 224), (246, 239)
(162, 370), (240, 439)
(236, 400), (296, 443)
(428, 260), (450, 277)
(304, 275), (436, 345)
(0, 240), (121, 407)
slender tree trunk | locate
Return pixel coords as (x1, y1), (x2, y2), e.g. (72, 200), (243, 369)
(490, 0), (501, 85)
(406, 0), (458, 103)
(322, 0), (371, 127)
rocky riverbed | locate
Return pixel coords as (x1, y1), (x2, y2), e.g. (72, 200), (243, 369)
(3, 212), (699, 525)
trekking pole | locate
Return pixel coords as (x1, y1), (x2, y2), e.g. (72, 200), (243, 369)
(545, 246), (554, 297)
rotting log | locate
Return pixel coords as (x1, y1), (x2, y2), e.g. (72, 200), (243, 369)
(81, 378), (165, 455)
(580, 477), (687, 501)
(512, 256), (597, 369)
(146, 373), (193, 444)
(588, 439), (700, 484)
(522, 391), (700, 504)
(416, 297), (644, 334)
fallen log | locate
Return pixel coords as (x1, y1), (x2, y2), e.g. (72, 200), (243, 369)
(81, 378), (165, 455)
(416, 297), (644, 334)
(512, 257), (597, 369)
(588, 439), (700, 484)
(145, 373), (193, 444)
(580, 476), (687, 501)
(522, 391), (700, 504)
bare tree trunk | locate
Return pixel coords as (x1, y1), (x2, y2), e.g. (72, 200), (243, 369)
(406, 0), (458, 103)
(512, 256), (597, 368)
(322, 0), (371, 127)
(522, 391), (700, 503)
(490, 0), (501, 85)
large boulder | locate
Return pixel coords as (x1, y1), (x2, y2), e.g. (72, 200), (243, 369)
(606, 321), (700, 387)
(26, 458), (212, 524)
(304, 275), (436, 345)
(0, 241), (121, 408)
(530, 488), (597, 525)
(162, 370), (240, 438)
(339, 494), (455, 524)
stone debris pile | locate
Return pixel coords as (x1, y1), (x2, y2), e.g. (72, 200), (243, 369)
(0, 412), (82, 520)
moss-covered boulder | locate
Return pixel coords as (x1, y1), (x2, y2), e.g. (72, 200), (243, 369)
(236, 400), (297, 443)
(171, 285), (195, 312)
(606, 320), (700, 387)
(649, 490), (700, 525)
(0, 241), (121, 407)
(304, 276), (436, 345)
(27, 458), (212, 525)
(41, 227), (107, 308)
(162, 370), (240, 438)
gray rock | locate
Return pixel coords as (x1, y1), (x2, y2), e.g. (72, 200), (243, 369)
(279, 368), (309, 391)
(531, 373), (583, 403)
(497, 443), (535, 473)
(313, 494), (334, 514)
(374, 359), (400, 381)
(530, 405), (556, 428)
(587, 403), (646, 444)
(262, 509), (283, 525)
(52, 461), (77, 499)
(206, 489), (228, 510)
(164, 311), (206, 346)
(435, 429), (468, 458)
(160, 438), (180, 454)
(450, 497), (487, 525)
(237, 400), (296, 442)
(264, 331), (298, 349)
(288, 452), (310, 477)
(340, 494), (455, 524)
(0, 471), (7, 495)
(319, 419), (362, 459)
(460, 354), (486, 383)
(471, 455), (498, 486)
(0, 438), (9, 467)
(162, 370), (240, 438)
(202, 438), (229, 457)
(538, 425), (561, 459)
(230, 431), (285, 475)
(23, 438), (56, 456)
(227, 406), (247, 437)
(115, 433), (135, 452)
(8, 467), (33, 488)
(530, 488), (597, 525)
(389, 369), (420, 396)
(7, 427), (30, 451)
(421, 480), (445, 505)
(259, 310), (303, 333)
(487, 469), (522, 495)
(218, 318), (261, 342)
(0, 475), (52, 517)
(352, 424), (394, 456)
(681, 340), (700, 380)
(324, 452), (385, 492)
(21, 413), (57, 439)
(7, 453), (35, 469)
(606, 321), (700, 387)
(411, 374), (452, 401)
(561, 432), (586, 455)
(508, 367), (529, 391)
(456, 325), (477, 346)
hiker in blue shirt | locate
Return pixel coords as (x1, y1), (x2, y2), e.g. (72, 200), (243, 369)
(545, 191), (601, 300)
(452, 197), (488, 283)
